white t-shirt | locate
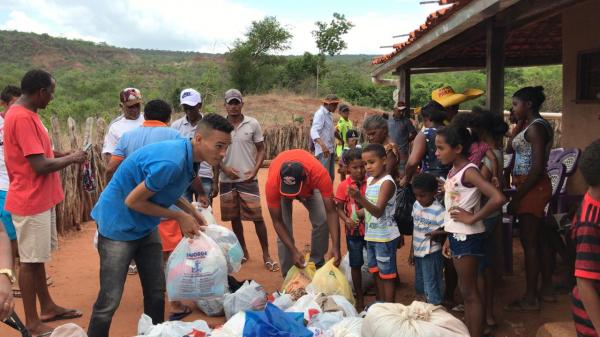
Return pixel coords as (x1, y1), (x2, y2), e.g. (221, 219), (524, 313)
(0, 116), (9, 191)
(364, 174), (400, 242)
(102, 114), (144, 155)
(171, 115), (213, 179)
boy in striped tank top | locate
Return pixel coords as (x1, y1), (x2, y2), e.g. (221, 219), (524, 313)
(409, 172), (445, 305)
(349, 143), (399, 304)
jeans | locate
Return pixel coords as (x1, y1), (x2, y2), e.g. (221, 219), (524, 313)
(316, 153), (336, 182)
(414, 250), (444, 305)
(278, 189), (329, 276)
(88, 230), (165, 337)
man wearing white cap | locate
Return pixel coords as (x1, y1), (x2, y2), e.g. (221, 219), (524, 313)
(171, 89), (217, 207)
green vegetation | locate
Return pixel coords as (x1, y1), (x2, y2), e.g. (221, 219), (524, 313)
(0, 29), (562, 126)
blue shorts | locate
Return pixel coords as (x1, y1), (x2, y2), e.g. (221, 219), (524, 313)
(367, 237), (400, 279)
(449, 232), (485, 258)
(346, 235), (366, 268)
(0, 190), (16, 241)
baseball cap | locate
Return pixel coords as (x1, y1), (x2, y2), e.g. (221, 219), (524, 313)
(225, 89), (243, 103)
(279, 161), (306, 197)
(120, 88), (142, 107)
(180, 88), (202, 106)
(323, 94), (340, 104)
(346, 129), (359, 139)
(338, 104), (350, 112)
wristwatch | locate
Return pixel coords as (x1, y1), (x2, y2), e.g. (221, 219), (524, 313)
(0, 269), (16, 284)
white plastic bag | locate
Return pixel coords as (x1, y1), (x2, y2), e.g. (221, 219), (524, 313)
(210, 311), (245, 337)
(165, 232), (227, 301)
(204, 224), (244, 273)
(192, 203), (217, 226)
(328, 295), (358, 317)
(286, 293), (322, 321)
(196, 291), (228, 317)
(272, 293), (294, 311)
(361, 301), (470, 337)
(223, 280), (267, 319)
(307, 311), (344, 331)
(135, 314), (211, 337)
(330, 317), (363, 337)
(49, 323), (88, 337)
(339, 251), (374, 294)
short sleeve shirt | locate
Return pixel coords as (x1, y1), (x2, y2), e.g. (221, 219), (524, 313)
(102, 114), (144, 155)
(0, 116), (10, 191)
(113, 121), (182, 158)
(4, 105), (64, 215)
(265, 149), (333, 209)
(92, 139), (197, 241)
(220, 116), (264, 183)
(171, 115), (213, 179)
(571, 193), (600, 337)
(388, 116), (416, 155)
(335, 176), (367, 236)
(412, 200), (445, 257)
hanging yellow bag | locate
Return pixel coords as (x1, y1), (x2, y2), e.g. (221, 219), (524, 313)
(311, 258), (355, 304)
(281, 255), (317, 294)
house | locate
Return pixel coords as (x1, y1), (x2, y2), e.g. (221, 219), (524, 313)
(372, 0), (600, 194)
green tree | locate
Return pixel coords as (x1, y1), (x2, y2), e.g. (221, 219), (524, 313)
(312, 13), (354, 96)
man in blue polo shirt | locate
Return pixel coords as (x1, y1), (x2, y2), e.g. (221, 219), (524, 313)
(87, 113), (234, 337)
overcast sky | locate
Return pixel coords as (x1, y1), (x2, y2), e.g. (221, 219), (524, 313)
(0, 0), (447, 55)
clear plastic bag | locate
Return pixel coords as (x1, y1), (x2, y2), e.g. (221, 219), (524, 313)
(223, 280), (268, 319)
(135, 314), (211, 337)
(165, 232), (227, 301)
(339, 251), (375, 294)
(204, 224), (244, 273)
(196, 291), (228, 317)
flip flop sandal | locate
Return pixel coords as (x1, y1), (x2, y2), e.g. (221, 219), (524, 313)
(38, 331), (54, 337)
(168, 306), (192, 321)
(264, 261), (280, 272)
(128, 264), (138, 275)
(12, 288), (21, 298)
(241, 257), (248, 264)
(504, 298), (540, 312)
(46, 276), (53, 286)
(40, 309), (83, 323)
(451, 304), (465, 312)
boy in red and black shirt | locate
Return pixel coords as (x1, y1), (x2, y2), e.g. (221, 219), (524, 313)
(572, 139), (600, 337)
(335, 148), (367, 310)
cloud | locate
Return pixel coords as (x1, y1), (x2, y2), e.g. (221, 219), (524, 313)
(0, 0), (436, 55)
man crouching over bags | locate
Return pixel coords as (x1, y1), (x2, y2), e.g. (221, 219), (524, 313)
(87, 114), (234, 337)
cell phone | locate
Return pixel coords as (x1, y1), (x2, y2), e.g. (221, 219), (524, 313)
(83, 143), (92, 152)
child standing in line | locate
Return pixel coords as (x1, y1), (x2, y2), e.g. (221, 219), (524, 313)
(338, 129), (361, 180)
(436, 125), (505, 337)
(335, 148), (367, 310)
(349, 143), (399, 304)
(409, 172), (445, 305)
(571, 139), (600, 337)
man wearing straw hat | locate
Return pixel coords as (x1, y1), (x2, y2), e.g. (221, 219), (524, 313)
(431, 86), (484, 122)
(310, 94), (339, 181)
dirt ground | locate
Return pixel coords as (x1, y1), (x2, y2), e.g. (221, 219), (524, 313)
(1, 168), (573, 337)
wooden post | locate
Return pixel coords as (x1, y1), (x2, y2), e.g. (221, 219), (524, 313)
(50, 116), (63, 152)
(486, 19), (506, 115)
(397, 67), (411, 109)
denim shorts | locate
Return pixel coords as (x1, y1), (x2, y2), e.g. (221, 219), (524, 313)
(449, 232), (485, 258)
(367, 237), (400, 279)
(346, 235), (366, 268)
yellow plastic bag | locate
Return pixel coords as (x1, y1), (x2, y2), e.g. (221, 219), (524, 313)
(311, 258), (355, 304)
(281, 255), (316, 294)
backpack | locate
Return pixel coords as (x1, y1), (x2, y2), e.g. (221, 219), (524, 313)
(394, 185), (415, 235)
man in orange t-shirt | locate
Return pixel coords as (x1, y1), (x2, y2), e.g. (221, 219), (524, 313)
(265, 149), (341, 276)
(4, 70), (87, 336)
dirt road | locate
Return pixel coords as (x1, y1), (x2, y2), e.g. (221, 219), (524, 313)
(1, 168), (572, 337)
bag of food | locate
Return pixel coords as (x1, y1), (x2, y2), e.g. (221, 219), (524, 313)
(361, 301), (470, 337)
(165, 232), (227, 301)
(196, 291), (228, 317)
(243, 303), (313, 337)
(211, 312), (245, 337)
(204, 224), (244, 273)
(311, 258), (355, 304)
(330, 317), (363, 337)
(223, 281), (268, 319)
(286, 293), (322, 322)
(281, 256), (316, 294)
(135, 314), (211, 337)
(339, 251), (374, 294)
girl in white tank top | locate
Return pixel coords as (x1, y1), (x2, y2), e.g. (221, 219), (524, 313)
(435, 125), (506, 337)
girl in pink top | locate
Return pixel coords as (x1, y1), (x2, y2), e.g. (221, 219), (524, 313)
(435, 125), (505, 337)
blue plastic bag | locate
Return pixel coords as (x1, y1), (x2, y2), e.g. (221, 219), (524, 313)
(243, 303), (312, 337)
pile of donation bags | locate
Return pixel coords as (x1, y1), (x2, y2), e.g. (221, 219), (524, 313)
(153, 207), (469, 337)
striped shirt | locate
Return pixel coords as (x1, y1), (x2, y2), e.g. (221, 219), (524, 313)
(412, 200), (444, 257)
(572, 193), (600, 337)
(364, 175), (399, 242)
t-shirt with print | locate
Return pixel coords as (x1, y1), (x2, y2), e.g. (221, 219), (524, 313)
(364, 174), (399, 242)
(92, 139), (198, 241)
(335, 175), (367, 236)
(171, 115), (213, 179)
(102, 114), (144, 155)
(0, 116), (9, 191)
(412, 200), (444, 257)
(220, 116), (263, 183)
(571, 193), (600, 337)
(265, 149), (333, 209)
(4, 105), (64, 215)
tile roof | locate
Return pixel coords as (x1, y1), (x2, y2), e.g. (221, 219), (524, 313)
(372, 0), (474, 65)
